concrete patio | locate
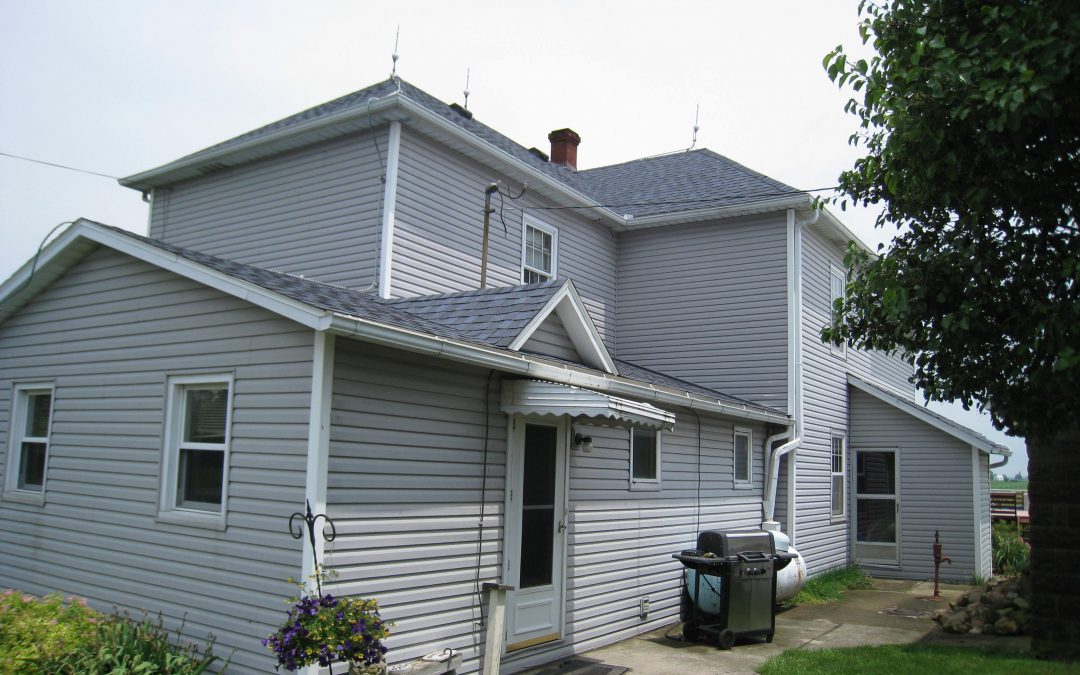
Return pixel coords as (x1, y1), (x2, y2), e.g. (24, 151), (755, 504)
(522, 578), (1032, 674)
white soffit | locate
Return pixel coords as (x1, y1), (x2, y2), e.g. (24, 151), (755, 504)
(501, 379), (675, 431)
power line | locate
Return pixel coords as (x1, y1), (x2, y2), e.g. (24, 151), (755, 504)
(0, 151), (119, 180)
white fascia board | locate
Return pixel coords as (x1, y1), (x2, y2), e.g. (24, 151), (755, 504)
(119, 94), (402, 190)
(327, 314), (789, 426)
(620, 195), (813, 230)
(814, 208), (874, 255)
(0, 220), (330, 330)
(847, 374), (1009, 456)
(507, 281), (617, 375)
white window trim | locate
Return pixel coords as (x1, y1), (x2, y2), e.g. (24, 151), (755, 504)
(829, 264), (848, 358)
(157, 373), (234, 530)
(3, 382), (55, 506)
(733, 427), (753, 488)
(521, 216), (558, 284)
(831, 433), (847, 521)
(629, 428), (661, 491)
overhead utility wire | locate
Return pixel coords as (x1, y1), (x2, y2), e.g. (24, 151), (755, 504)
(0, 151), (119, 180)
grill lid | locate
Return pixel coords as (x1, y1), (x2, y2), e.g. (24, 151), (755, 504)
(697, 529), (776, 557)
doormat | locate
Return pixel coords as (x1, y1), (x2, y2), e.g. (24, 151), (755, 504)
(525, 658), (629, 675)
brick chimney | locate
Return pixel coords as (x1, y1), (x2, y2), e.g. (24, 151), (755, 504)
(548, 128), (581, 170)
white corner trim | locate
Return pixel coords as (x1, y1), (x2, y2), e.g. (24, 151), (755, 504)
(971, 445), (986, 578)
(302, 332), (336, 583)
(508, 281), (617, 375)
(0, 220), (332, 330)
(377, 121), (402, 299)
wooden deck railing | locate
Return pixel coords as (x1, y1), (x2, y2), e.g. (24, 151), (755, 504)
(990, 490), (1029, 527)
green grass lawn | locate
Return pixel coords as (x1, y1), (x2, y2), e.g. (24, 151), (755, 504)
(783, 565), (873, 607)
(757, 644), (1080, 675)
(992, 479), (1028, 490)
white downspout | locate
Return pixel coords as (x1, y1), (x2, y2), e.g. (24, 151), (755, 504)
(377, 121), (402, 299)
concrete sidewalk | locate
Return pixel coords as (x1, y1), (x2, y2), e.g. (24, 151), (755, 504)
(524, 579), (1031, 674)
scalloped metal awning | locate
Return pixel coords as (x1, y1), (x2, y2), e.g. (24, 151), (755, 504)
(500, 379), (675, 430)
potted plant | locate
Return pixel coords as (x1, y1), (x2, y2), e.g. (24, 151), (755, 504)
(263, 568), (391, 674)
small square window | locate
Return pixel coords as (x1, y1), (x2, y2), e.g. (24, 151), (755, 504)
(159, 374), (232, 526)
(630, 428), (660, 488)
(4, 384), (54, 501)
(734, 428), (752, 485)
(522, 219), (557, 284)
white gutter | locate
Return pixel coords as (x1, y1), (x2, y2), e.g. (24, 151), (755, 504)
(377, 121), (402, 298)
(325, 315), (790, 426)
(623, 195), (813, 231)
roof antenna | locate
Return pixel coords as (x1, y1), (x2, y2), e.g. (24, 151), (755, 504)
(390, 25), (400, 79)
(689, 104), (700, 151)
(463, 68), (471, 110)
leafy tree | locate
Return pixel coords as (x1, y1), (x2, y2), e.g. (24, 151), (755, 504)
(824, 0), (1079, 660)
(822, 0), (1079, 441)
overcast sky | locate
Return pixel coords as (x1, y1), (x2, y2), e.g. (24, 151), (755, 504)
(0, 1), (1027, 472)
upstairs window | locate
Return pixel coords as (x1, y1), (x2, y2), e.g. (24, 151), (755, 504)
(630, 428), (660, 488)
(4, 384), (54, 500)
(160, 374), (233, 526)
(522, 219), (557, 284)
(734, 428), (752, 486)
(831, 434), (847, 518)
(830, 265), (847, 357)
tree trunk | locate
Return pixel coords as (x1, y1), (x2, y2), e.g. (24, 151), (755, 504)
(1028, 422), (1080, 660)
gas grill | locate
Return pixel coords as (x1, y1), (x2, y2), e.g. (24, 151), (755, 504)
(673, 529), (796, 648)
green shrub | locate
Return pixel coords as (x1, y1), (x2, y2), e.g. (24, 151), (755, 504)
(785, 565), (873, 607)
(0, 590), (101, 673)
(992, 522), (1029, 576)
(46, 610), (220, 674)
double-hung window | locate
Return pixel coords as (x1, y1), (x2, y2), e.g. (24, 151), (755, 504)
(630, 428), (660, 489)
(734, 428), (752, 486)
(831, 434), (847, 519)
(4, 383), (54, 503)
(522, 218), (557, 284)
(830, 264), (847, 357)
(160, 374), (233, 527)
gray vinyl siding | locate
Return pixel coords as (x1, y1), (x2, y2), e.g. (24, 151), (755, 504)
(796, 226), (916, 575)
(520, 313), (581, 363)
(149, 129), (387, 290)
(0, 247), (313, 673)
(325, 341), (507, 672)
(391, 128), (617, 346)
(323, 340), (768, 673)
(616, 214), (789, 411)
(849, 389), (979, 582)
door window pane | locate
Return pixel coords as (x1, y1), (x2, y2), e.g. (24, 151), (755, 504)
(856, 499), (896, 543)
(519, 424), (557, 588)
(856, 451), (896, 495)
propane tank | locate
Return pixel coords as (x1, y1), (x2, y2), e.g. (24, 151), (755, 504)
(770, 530), (807, 602)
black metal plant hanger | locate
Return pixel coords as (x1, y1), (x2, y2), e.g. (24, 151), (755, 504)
(289, 499), (337, 596)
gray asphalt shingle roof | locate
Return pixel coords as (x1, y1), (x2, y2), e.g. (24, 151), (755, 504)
(145, 78), (803, 219)
(576, 149), (799, 218)
(87, 224), (785, 418)
(386, 281), (563, 347)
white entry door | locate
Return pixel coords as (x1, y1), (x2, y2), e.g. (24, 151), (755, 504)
(854, 449), (900, 565)
(504, 417), (567, 652)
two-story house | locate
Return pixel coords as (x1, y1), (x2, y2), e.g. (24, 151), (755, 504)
(0, 78), (1008, 673)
